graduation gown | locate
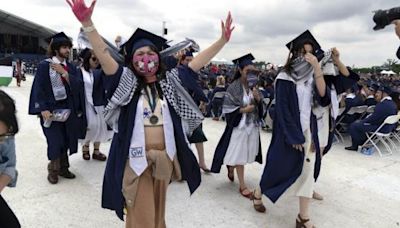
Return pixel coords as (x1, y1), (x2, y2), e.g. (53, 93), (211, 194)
(101, 66), (201, 220)
(28, 60), (86, 160)
(260, 79), (330, 203)
(210, 100), (263, 173)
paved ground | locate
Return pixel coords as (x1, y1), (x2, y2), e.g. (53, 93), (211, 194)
(1, 76), (400, 228)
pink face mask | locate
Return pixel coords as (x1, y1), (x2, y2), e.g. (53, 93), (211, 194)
(132, 54), (159, 76)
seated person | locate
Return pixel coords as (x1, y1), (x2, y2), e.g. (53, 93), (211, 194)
(363, 83), (378, 106)
(337, 83), (364, 125)
(345, 86), (398, 151)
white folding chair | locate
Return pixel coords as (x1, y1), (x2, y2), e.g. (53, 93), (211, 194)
(335, 106), (368, 142)
(361, 114), (400, 157)
(361, 105), (375, 119)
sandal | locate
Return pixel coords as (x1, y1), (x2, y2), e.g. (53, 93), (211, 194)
(296, 214), (316, 228)
(82, 145), (90, 160)
(239, 187), (253, 199)
(92, 149), (107, 161)
(227, 165), (234, 182)
(251, 190), (266, 213)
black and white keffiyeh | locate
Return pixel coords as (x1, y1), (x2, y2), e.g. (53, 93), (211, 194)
(103, 67), (204, 135)
(290, 56), (314, 82)
(45, 58), (67, 101)
(320, 49), (339, 76)
(223, 79), (260, 125)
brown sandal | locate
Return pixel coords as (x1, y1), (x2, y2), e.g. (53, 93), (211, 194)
(239, 187), (253, 199)
(251, 190), (266, 213)
(296, 214), (316, 228)
(92, 149), (107, 161)
(82, 145), (90, 160)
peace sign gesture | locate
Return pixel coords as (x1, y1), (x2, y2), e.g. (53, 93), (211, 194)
(66, 0), (97, 24)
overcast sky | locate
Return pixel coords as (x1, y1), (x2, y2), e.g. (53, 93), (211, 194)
(2, 0), (400, 67)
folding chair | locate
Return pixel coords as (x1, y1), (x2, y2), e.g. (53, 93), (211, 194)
(360, 105), (375, 119)
(361, 114), (400, 157)
(335, 106), (368, 142)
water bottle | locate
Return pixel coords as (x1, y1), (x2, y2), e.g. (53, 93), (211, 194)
(43, 118), (52, 128)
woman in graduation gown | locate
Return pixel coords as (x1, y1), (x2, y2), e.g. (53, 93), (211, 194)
(211, 53), (263, 199)
(256, 32), (331, 228)
(77, 48), (112, 161)
(67, 1), (234, 227)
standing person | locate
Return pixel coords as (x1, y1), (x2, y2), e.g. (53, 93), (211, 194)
(67, 0), (234, 226)
(211, 53), (263, 199)
(0, 90), (20, 228)
(210, 75), (226, 120)
(178, 50), (211, 172)
(78, 48), (112, 161)
(28, 32), (86, 184)
(14, 59), (23, 87)
(256, 31), (330, 227)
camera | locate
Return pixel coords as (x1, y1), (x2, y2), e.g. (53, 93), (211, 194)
(373, 6), (400, 30)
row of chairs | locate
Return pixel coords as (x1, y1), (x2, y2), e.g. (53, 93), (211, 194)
(334, 105), (375, 142)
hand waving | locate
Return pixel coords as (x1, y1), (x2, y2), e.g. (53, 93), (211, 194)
(66, 0), (97, 24)
(221, 11), (235, 43)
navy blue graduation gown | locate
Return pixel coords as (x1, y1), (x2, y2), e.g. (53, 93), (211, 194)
(259, 79), (330, 203)
(177, 65), (208, 104)
(210, 98), (263, 173)
(28, 60), (86, 160)
(101, 66), (201, 220)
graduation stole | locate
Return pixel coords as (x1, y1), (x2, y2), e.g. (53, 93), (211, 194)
(45, 58), (67, 101)
(129, 95), (177, 176)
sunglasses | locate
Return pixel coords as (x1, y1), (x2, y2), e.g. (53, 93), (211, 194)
(91, 57), (97, 61)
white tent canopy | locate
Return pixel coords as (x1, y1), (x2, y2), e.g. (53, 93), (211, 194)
(380, 70), (396, 75)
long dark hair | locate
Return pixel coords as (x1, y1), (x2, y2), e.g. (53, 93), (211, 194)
(0, 90), (18, 135)
(283, 39), (315, 74)
(81, 49), (93, 72)
(126, 45), (166, 99)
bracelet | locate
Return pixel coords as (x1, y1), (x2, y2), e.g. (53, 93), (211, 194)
(82, 24), (96, 33)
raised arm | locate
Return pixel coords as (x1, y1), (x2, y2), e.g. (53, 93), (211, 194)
(394, 20), (400, 39)
(66, 0), (118, 75)
(332, 48), (350, 76)
(188, 12), (234, 72)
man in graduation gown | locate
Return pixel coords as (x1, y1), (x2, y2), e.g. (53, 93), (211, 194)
(28, 32), (86, 184)
(345, 85), (398, 151)
(364, 83), (378, 107)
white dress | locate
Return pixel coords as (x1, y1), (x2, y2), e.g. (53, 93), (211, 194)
(82, 68), (113, 143)
(223, 88), (260, 165)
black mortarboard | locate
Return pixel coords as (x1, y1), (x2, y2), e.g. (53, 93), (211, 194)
(79, 48), (91, 59)
(378, 85), (393, 95)
(286, 30), (324, 61)
(45, 32), (71, 44)
(232, 53), (255, 69)
(119, 28), (167, 56)
(369, 83), (380, 92)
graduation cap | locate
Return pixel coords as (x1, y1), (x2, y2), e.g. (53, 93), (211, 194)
(378, 85), (393, 95)
(79, 48), (91, 59)
(368, 83), (380, 92)
(45, 32), (72, 45)
(119, 28), (167, 56)
(232, 53), (255, 69)
(286, 30), (324, 61)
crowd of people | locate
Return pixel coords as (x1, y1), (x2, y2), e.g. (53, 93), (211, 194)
(1, 1), (400, 227)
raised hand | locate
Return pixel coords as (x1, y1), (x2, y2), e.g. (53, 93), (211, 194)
(304, 52), (318, 67)
(221, 11), (235, 43)
(66, 0), (97, 24)
(394, 20), (400, 39)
